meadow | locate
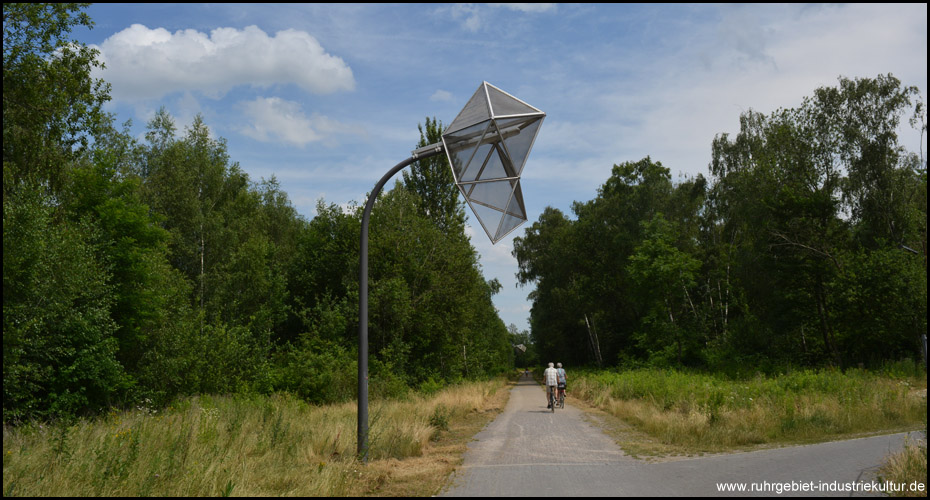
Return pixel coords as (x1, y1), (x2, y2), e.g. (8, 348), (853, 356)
(2, 378), (509, 497)
(5, 366), (926, 496)
(569, 363), (926, 455)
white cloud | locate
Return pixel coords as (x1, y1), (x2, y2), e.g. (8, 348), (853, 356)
(451, 4), (483, 32)
(495, 4), (557, 14)
(430, 89), (453, 102)
(449, 3), (555, 32)
(94, 24), (355, 101)
(238, 96), (364, 147)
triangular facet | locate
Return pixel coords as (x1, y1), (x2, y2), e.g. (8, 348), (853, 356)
(442, 120), (489, 182)
(497, 116), (542, 177)
(486, 83), (541, 118)
(465, 179), (515, 213)
(494, 182), (527, 241)
(475, 143), (511, 182)
(447, 85), (491, 133)
(463, 139), (494, 182)
(479, 121), (518, 179)
(468, 201), (504, 243)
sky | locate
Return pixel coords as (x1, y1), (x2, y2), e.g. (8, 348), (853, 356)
(72, 3), (928, 332)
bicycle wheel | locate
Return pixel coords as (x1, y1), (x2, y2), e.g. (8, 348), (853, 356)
(549, 390), (555, 412)
(559, 391), (565, 409)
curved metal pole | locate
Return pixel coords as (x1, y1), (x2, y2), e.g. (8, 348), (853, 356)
(358, 147), (443, 462)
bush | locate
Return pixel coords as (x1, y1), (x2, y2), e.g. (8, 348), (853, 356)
(269, 340), (356, 405)
(3, 187), (130, 423)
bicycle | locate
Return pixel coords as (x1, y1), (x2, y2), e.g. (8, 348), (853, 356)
(547, 385), (556, 413)
(557, 384), (565, 409)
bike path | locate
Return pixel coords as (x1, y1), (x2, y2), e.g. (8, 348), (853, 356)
(440, 372), (923, 497)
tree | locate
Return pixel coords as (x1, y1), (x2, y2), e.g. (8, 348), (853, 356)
(367, 182), (508, 382)
(707, 74), (926, 368)
(514, 157), (698, 366)
(3, 3), (111, 197)
(402, 117), (466, 232)
(811, 74), (923, 249)
(512, 206), (588, 364)
(627, 213), (702, 366)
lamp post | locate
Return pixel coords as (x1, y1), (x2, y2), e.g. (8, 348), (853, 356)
(358, 82), (544, 461)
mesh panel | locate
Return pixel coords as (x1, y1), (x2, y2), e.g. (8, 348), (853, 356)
(468, 201), (504, 242)
(475, 143), (511, 182)
(447, 86), (491, 133)
(486, 83), (540, 117)
(466, 179), (516, 210)
(497, 116), (542, 177)
(442, 120), (489, 182)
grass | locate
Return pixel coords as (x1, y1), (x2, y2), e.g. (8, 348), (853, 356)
(2, 378), (512, 497)
(878, 431), (927, 497)
(569, 366), (927, 457)
(6, 367), (924, 495)
(876, 432), (928, 497)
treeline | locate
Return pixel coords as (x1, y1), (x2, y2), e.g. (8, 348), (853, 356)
(3, 4), (511, 423)
(515, 74), (927, 374)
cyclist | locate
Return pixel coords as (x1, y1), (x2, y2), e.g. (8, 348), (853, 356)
(543, 362), (559, 409)
(556, 362), (567, 407)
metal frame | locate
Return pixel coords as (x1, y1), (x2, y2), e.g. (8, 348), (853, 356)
(440, 82), (544, 243)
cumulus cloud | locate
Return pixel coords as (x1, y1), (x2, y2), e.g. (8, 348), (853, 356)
(238, 96), (364, 147)
(94, 24), (355, 101)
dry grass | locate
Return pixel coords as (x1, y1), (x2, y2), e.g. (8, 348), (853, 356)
(571, 368), (927, 456)
(876, 434), (928, 497)
(2, 378), (511, 497)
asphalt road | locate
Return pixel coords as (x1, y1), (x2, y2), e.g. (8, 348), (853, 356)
(440, 372), (925, 497)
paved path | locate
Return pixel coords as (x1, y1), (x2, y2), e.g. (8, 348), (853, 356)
(440, 372), (924, 497)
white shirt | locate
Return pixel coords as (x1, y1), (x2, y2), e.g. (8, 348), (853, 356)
(544, 367), (558, 386)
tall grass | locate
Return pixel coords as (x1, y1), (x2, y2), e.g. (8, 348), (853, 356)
(572, 367), (926, 452)
(2, 380), (502, 497)
(877, 434), (928, 497)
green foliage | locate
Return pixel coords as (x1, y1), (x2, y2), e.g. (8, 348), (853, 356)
(402, 117), (466, 232)
(269, 340), (357, 405)
(366, 182), (511, 383)
(516, 75), (926, 372)
(3, 3), (111, 197)
(429, 403), (451, 432)
(830, 247), (926, 364)
(628, 213), (703, 366)
(3, 185), (129, 421)
(418, 376), (445, 395)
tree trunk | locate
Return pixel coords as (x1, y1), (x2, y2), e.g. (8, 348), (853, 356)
(200, 220), (205, 335)
(814, 281), (842, 367)
(584, 313), (603, 367)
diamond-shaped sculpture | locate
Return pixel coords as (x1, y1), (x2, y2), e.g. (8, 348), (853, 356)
(441, 82), (545, 244)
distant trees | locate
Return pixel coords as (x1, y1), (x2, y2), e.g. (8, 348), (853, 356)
(515, 74), (926, 374)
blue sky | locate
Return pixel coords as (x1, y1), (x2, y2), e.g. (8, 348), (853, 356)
(72, 3), (928, 332)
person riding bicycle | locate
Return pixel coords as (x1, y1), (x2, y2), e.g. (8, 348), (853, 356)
(543, 362), (559, 409)
(556, 362), (567, 405)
